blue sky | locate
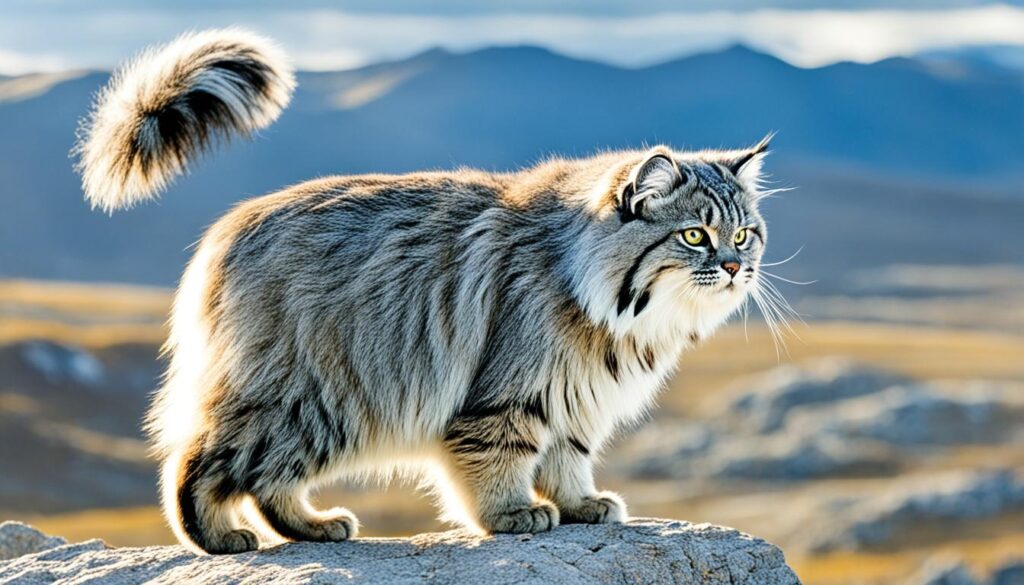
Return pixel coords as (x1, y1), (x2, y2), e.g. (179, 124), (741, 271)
(2, 1), (1023, 73)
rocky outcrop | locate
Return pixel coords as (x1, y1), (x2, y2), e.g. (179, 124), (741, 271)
(722, 359), (910, 432)
(0, 519), (801, 584)
(806, 469), (1024, 553)
(0, 522), (66, 561)
(626, 361), (1023, 482)
(911, 558), (1024, 585)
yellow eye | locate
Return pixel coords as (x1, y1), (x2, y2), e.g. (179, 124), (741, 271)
(682, 228), (705, 246)
(734, 228), (749, 246)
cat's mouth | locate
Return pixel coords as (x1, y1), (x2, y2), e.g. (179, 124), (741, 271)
(718, 279), (751, 296)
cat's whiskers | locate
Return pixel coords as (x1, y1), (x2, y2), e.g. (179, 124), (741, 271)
(759, 246), (804, 267)
(761, 269), (816, 286)
(761, 277), (805, 329)
(749, 271), (803, 359)
(741, 296), (751, 343)
(751, 290), (786, 359)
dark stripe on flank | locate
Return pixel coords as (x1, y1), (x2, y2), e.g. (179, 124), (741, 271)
(244, 435), (269, 490)
(206, 446), (240, 501)
(445, 434), (539, 456)
(524, 395), (548, 426)
(455, 401), (507, 421)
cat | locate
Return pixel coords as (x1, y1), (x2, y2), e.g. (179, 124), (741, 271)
(75, 29), (775, 554)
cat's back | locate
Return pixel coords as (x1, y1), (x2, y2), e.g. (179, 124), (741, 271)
(203, 170), (505, 279)
(220, 170), (506, 243)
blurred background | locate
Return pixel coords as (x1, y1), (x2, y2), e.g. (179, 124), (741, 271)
(1, 1), (1023, 583)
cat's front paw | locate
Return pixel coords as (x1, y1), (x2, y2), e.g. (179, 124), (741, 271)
(482, 502), (560, 534)
(560, 491), (627, 524)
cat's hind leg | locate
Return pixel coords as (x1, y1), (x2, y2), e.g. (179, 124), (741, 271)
(245, 397), (359, 543)
(165, 443), (259, 554)
(253, 485), (358, 542)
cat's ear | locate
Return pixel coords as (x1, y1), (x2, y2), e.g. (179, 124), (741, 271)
(725, 134), (772, 193)
(619, 149), (684, 221)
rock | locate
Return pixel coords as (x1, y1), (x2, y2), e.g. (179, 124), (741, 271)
(707, 434), (899, 481)
(991, 560), (1024, 585)
(620, 423), (717, 479)
(19, 341), (106, 386)
(909, 557), (1024, 585)
(790, 384), (1019, 448)
(0, 519), (801, 585)
(726, 359), (910, 433)
(808, 469), (1024, 552)
(911, 559), (978, 585)
(0, 521), (67, 561)
(623, 360), (1022, 484)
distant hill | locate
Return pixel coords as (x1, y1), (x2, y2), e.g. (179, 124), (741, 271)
(1, 44), (1022, 286)
(917, 44), (1024, 76)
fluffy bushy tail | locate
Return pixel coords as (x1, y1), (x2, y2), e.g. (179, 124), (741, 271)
(74, 28), (295, 213)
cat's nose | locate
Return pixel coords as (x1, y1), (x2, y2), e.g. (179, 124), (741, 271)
(721, 261), (740, 277)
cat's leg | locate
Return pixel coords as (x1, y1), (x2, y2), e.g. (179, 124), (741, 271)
(245, 395), (359, 543)
(253, 485), (358, 542)
(167, 442), (259, 554)
(534, 438), (627, 524)
(440, 409), (558, 533)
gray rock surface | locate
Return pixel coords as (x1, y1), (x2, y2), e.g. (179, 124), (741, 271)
(0, 522), (68, 561)
(912, 560), (978, 585)
(991, 560), (1024, 585)
(910, 557), (1024, 585)
(808, 469), (1024, 552)
(707, 434), (899, 481)
(0, 519), (800, 585)
(788, 384), (1020, 448)
(628, 361), (1023, 483)
(726, 359), (911, 433)
(19, 341), (106, 387)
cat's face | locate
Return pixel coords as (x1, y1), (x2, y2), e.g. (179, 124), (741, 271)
(654, 154), (767, 300)
(602, 139), (771, 335)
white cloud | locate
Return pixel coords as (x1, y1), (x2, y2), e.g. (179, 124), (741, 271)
(0, 49), (70, 76)
(0, 5), (1023, 73)
(737, 5), (1024, 66)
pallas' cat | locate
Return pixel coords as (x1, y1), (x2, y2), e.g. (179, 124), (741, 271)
(76, 29), (778, 554)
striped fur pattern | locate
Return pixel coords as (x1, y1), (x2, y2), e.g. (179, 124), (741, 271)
(79, 31), (775, 555)
(74, 28), (294, 213)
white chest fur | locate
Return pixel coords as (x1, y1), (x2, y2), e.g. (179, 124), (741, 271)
(571, 277), (746, 447)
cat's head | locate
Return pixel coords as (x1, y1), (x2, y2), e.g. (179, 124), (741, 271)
(583, 137), (773, 340)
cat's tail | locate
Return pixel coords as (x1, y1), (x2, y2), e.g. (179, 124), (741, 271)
(74, 28), (295, 213)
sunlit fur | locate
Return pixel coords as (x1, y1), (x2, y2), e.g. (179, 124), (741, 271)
(77, 30), (778, 555)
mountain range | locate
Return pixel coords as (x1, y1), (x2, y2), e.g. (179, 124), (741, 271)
(0, 44), (1021, 287)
